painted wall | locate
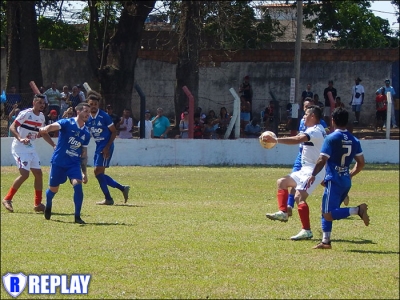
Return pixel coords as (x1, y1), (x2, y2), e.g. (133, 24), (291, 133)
(1, 137), (398, 167)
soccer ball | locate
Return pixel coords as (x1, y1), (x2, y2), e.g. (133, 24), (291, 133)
(259, 131), (277, 149)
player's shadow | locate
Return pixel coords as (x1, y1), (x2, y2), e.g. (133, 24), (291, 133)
(113, 204), (145, 207)
(51, 219), (135, 226)
(344, 249), (400, 255)
(332, 238), (376, 245)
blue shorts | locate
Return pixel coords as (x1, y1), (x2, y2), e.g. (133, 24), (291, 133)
(352, 104), (362, 112)
(49, 164), (82, 187)
(321, 181), (351, 214)
(94, 145), (114, 168)
(292, 151), (302, 173)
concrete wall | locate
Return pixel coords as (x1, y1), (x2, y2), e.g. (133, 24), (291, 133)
(1, 137), (398, 166)
(1, 47), (399, 125)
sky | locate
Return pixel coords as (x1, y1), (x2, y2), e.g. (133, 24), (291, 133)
(66, 1), (399, 30)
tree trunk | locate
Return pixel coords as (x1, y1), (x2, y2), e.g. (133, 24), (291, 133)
(6, 1), (42, 96)
(87, 1), (155, 115)
(174, 1), (201, 127)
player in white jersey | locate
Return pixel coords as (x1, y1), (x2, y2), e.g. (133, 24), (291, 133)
(2, 95), (56, 213)
(263, 106), (326, 240)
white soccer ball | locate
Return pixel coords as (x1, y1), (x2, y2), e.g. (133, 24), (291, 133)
(259, 131), (277, 149)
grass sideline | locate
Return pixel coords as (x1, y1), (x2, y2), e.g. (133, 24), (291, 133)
(1, 165), (399, 299)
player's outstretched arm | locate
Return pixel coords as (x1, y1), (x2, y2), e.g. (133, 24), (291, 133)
(276, 133), (308, 145)
(40, 131), (56, 149)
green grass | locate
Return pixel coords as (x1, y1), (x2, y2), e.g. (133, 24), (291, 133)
(1, 165), (399, 299)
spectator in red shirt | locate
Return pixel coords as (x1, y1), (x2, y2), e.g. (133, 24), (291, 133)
(375, 88), (387, 132)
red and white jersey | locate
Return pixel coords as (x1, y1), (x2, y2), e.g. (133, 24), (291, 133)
(11, 108), (46, 154)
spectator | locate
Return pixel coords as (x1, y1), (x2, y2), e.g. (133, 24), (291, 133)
(6, 86), (21, 115)
(240, 95), (251, 131)
(69, 86), (82, 110)
(44, 82), (62, 115)
(39, 86), (49, 112)
(76, 84), (86, 103)
(239, 75), (253, 119)
(301, 83), (313, 103)
(203, 110), (219, 139)
(335, 96), (345, 108)
(263, 101), (275, 131)
(106, 104), (120, 129)
(8, 104), (20, 137)
(60, 85), (70, 117)
(377, 79), (397, 129)
(350, 77), (365, 125)
(62, 106), (75, 119)
(151, 107), (170, 138)
(193, 113), (204, 139)
(196, 107), (207, 124)
(216, 107), (230, 139)
(314, 94), (324, 110)
(176, 111), (189, 139)
(180, 106), (189, 120)
(323, 80), (337, 128)
(137, 109), (153, 139)
(46, 110), (59, 137)
(375, 87), (387, 132)
(244, 117), (261, 138)
(285, 103), (292, 130)
(118, 108), (133, 139)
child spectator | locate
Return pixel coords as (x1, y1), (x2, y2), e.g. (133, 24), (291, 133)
(375, 88), (387, 132)
(45, 110), (59, 137)
(335, 96), (345, 108)
(193, 113), (204, 139)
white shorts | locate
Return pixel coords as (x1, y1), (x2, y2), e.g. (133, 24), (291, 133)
(323, 107), (331, 117)
(12, 151), (41, 171)
(290, 166), (325, 195)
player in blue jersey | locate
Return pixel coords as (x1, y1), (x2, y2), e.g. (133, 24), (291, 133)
(286, 98), (330, 217)
(39, 103), (91, 224)
(307, 107), (369, 249)
(86, 92), (130, 205)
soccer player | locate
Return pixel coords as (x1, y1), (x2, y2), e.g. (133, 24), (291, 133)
(286, 98), (330, 217)
(2, 94), (56, 213)
(86, 92), (130, 205)
(307, 107), (369, 250)
(263, 106), (326, 240)
(39, 103), (91, 224)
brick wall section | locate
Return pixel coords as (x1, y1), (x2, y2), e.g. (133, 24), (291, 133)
(138, 48), (400, 64)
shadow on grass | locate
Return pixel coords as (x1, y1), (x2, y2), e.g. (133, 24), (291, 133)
(333, 238), (377, 245)
(113, 204), (145, 207)
(51, 219), (135, 226)
(344, 249), (400, 255)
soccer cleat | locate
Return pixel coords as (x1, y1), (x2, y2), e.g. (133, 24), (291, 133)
(287, 205), (293, 217)
(313, 242), (332, 249)
(266, 211), (288, 223)
(2, 200), (14, 212)
(96, 199), (114, 205)
(122, 186), (130, 203)
(74, 217), (86, 224)
(34, 203), (45, 213)
(343, 195), (350, 206)
(44, 206), (52, 220)
(357, 203), (370, 226)
(290, 229), (313, 240)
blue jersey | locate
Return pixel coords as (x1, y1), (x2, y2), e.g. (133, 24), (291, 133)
(86, 109), (114, 153)
(320, 129), (363, 185)
(51, 118), (91, 168)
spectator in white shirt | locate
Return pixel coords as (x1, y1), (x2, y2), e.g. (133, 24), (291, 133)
(137, 110), (154, 139)
(118, 108), (133, 139)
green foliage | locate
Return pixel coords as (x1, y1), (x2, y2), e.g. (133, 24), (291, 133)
(303, 0), (398, 48)
(0, 165), (399, 298)
(37, 16), (85, 50)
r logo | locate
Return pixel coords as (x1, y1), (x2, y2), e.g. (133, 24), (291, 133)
(2, 273), (27, 298)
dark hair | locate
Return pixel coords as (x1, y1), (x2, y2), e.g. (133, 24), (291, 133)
(328, 80), (333, 84)
(336, 96), (341, 101)
(194, 112), (200, 118)
(86, 90), (102, 101)
(76, 103), (90, 112)
(34, 94), (46, 99)
(332, 107), (348, 127)
(306, 105), (322, 121)
(87, 94), (100, 102)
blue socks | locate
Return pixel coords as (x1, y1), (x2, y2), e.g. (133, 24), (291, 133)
(73, 184), (83, 218)
(104, 174), (124, 191)
(45, 189), (56, 208)
(331, 208), (351, 220)
(321, 216), (332, 232)
(96, 174), (112, 200)
(287, 193), (295, 208)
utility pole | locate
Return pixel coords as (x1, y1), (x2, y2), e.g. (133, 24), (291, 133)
(291, 0), (303, 136)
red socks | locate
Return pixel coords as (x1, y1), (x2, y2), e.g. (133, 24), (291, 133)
(34, 190), (42, 206)
(298, 202), (310, 230)
(4, 187), (17, 201)
(277, 189), (288, 212)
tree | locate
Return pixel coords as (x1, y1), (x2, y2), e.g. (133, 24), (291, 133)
(302, 0), (397, 48)
(6, 1), (43, 94)
(87, 1), (156, 114)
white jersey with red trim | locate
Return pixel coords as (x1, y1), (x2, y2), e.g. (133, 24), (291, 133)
(11, 108), (46, 154)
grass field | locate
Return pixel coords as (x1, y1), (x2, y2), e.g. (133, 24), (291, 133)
(1, 165), (399, 299)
